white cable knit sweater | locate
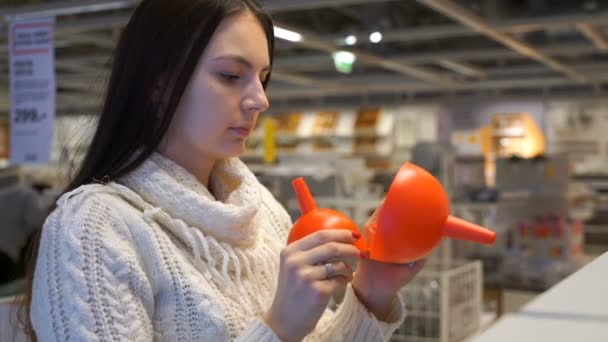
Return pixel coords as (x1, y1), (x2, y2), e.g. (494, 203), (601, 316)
(31, 153), (406, 341)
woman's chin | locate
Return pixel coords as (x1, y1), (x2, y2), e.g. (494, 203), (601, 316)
(218, 143), (246, 159)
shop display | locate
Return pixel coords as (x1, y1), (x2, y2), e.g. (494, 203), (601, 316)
(502, 215), (584, 290)
(244, 106), (402, 171)
(454, 155), (579, 290)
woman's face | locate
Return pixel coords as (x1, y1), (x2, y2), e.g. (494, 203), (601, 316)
(165, 11), (270, 161)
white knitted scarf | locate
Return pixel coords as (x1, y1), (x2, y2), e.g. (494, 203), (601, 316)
(109, 153), (282, 312)
(121, 153), (262, 246)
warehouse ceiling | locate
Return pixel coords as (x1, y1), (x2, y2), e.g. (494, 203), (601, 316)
(2, 0), (608, 113)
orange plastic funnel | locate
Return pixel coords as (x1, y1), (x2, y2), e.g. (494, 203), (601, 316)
(368, 163), (496, 263)
(287, 178), (367, 251)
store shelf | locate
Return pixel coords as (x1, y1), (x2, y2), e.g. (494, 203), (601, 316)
(584, 224), (608, 234)
(571, 173), (608, 179)
(571, 174), (608, 189)
(585, 224), (608, 248)
(584, 244), (608, 255)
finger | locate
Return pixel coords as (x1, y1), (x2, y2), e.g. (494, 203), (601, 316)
(314, 276), (349, 296)
(308, 261), (353, 281)
(303, 242), (361, 265)
(291, 229), (360, 251)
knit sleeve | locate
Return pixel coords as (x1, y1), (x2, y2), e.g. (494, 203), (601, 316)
(234, 285), (405, 342)
(235, 318), (281, 342)
(307, 285), (406, 341)
(31, 190), (155, 342)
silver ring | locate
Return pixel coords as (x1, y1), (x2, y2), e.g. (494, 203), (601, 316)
(323, 263), (335, 279)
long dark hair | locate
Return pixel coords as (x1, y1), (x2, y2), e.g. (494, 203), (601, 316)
(19, 0), (274, 340)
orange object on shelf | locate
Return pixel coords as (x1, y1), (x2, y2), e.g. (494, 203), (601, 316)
(275, 112), (302, 133)
(288, 162), (496, 263)
(490, 112), (545, 159)
(534, 226), (552, 238)
(312, 111), (340, 151)
(355, 107), (382, 130)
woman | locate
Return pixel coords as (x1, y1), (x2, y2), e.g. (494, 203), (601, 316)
(24, 0), (425, 341)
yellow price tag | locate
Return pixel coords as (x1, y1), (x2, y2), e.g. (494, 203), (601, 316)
(263, 118), (277, 164)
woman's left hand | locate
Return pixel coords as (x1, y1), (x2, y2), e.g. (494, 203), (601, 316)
(352, 257), (426, 321)
(351, 205), (426, 321)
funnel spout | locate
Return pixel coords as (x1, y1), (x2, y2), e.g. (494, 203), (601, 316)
(444, 216), (496, 244)
(292, 177), (318, 215)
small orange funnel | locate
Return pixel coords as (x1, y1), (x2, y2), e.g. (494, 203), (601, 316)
(287, 178), (368, 251)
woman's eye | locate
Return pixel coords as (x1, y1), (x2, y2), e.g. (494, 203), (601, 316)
(219, 73), (240, 82)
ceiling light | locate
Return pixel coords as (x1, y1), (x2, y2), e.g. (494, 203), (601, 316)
(274, 26), (302, 42)
(369, 31), (383, 43)
(345, 35), (357, 46)
(332, 51), (357, 74)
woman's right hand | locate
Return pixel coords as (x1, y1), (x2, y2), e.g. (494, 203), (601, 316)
(263, 229), (363, 341)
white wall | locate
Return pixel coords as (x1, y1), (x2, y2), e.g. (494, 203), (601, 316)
(544, 100), (608, 170)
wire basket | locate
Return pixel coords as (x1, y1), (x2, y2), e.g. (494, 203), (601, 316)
(392, 260), (483, 342)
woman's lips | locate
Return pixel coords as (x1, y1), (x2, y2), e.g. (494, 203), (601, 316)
(229, 126), (251, 138)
